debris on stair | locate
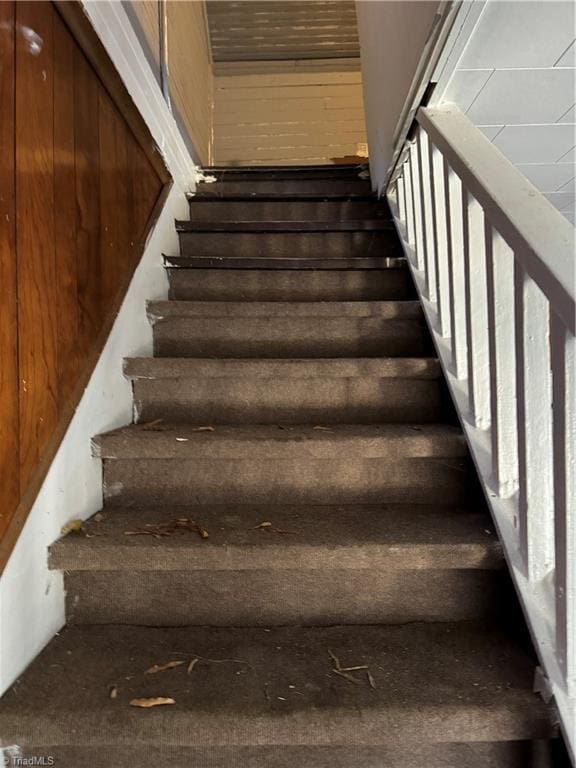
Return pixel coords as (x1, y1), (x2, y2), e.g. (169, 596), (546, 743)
(61, 519), (85, 536)
(61, 519), (103, 539)
(178, 651), (251, 668)
(139, 419), (166, 431)
(328, 649), (376, 689)
(124, 518), (209, 540)
(145, 660), (185, 675)
(129, 697), (176, 708)
(253, 521), (297, 535)
(109, 685), (118, 699)
(187, 658), (199, 675)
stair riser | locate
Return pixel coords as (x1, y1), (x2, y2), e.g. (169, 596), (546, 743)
(153, 318), (431, 358)
(103, 458), (470, 506)
(204, 166), (368, 180)
(178, 231), (398, 259)
(168, 268), (413, 301)
(65, 569), (503, 626)
(133, 378), (444, 424)
(195, 179), (372, 196)
(189, 200), (390, 222)
(148, 300), (422, 320)
(16, 743), (551, 768)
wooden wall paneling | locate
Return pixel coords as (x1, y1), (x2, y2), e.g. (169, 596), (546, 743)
(99, 86), (130, 308)
(54, 1), (170, 185)
(54, 12), (79, 405)
(16, 1), (59, 492)
(0, 1), (18, 537)
(129, 140), (164, 251)
(74, 45), (101, 357)
(109, 93), (138, 296)
(1, 1), (168, 573)
(114, 103), (136, 287)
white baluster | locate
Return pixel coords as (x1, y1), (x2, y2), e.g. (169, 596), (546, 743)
(463, 192), (490, 429)
(403, 158), (415, 250)
(445, 166), (467, 379)
(485, 226), (518, 496)
(431, 147), (451, 338)
(551, 316), (576, 696)
(418, 130), (437, 303)
(397, 176), (406, 229)
(515, 267), (554, 582)
(409, 140), (424, 271)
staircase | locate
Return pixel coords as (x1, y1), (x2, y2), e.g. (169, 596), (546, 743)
(0, 165), (558, 766)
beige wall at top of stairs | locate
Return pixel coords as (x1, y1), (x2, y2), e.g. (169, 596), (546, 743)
(213, 63), (367, 166)
(127, 0), (214, 166)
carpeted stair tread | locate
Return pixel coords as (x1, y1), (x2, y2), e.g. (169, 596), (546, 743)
(187, 197), (392, 224)
(176, 230), (399, 260)
(175, 219), (395, 232)
(164, 255), (405, 270)
(146, 299), (422, 320)
(127, 357), (446, 425)
(0, 623), (552, 747)
(193, 181), (372, 198)
(50, 503), (502, 572)
(123, 356), (441, 381)
(92, 423), (466, 460)
(167, 267), (413, 301)
(9, 742), (547, 768)
(151, 314), (431, 359)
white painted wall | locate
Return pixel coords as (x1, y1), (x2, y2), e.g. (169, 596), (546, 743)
(433, 0), (576, 225)
(0, 1), (196, 695)
(356, 0), (442, 193)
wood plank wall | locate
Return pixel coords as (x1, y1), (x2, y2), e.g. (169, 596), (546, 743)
(126, 0), (214, 165)
(0, 2), (165, 562)
(166, 0), (213, 164)
(0, 0), (19, 533)
(128, 0), (161, 71)
(213, 62), (367, 165)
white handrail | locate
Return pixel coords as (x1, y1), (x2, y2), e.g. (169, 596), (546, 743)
(417, 106), (575, 334)
(388, 103), (576, 759)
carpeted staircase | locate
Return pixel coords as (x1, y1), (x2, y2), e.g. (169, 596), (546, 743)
(0, 165), (558, 766)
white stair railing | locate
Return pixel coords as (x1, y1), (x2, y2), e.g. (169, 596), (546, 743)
(389, 104), (576, 754)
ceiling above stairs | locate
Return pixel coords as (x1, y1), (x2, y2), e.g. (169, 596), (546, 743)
(205, 0), (360, 63)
